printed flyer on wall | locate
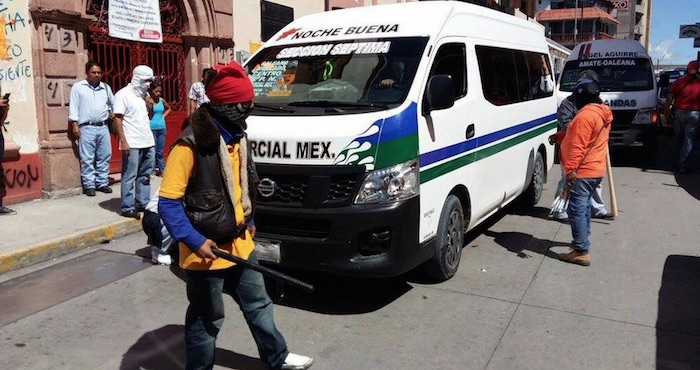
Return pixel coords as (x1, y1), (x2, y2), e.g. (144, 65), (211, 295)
(108, 0), (163, 43)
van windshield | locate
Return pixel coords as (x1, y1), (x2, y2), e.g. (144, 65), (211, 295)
(559, 58), (655, 92)
(245, 37), (428, 114)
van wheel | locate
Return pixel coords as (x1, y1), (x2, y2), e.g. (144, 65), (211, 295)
(425, 195), (464, 281)
(522, 151), (544, 206)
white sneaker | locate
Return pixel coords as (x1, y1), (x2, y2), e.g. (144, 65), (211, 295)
(282, 353), (313, 370)
(150, 246), (172, 265)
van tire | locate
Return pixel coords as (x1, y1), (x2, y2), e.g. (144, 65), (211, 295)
(522, 151), (544, 206)
(425, 195), (464, 281)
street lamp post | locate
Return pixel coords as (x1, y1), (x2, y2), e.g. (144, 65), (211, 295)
(656, 51), (671, 72)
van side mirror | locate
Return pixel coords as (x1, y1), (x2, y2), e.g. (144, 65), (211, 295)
(425, 74), (455, 112)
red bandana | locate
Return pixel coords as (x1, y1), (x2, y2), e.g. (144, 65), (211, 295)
(206, 61), (254, 104)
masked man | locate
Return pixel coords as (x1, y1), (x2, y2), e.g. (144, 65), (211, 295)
(113, 65), (155, 219)
(159, 61), (314, 370)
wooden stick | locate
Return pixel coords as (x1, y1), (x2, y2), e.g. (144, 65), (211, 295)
(606, 147), (618, 217)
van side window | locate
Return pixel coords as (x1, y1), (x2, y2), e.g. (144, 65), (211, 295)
(475, 46), (552, 105)
(476, 46), (519, 105)
(428, 43), (467, 99)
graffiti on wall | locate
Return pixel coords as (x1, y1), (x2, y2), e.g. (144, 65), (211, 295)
(0, 7), (32, 83)
(3, 163), (39, 189)
(0, 1), (43, 205)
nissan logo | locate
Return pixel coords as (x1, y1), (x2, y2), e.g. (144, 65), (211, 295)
(257, 178), (278, 198)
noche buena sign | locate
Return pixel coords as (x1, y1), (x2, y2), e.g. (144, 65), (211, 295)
(276, 24), (400, 41)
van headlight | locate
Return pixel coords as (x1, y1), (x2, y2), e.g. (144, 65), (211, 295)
(355, 160), (419, 204)
(632, 108), (653, 125)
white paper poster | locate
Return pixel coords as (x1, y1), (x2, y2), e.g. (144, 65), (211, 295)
(108, 0), (163, 43)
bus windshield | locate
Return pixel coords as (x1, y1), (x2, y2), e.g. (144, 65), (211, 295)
(244, 37), (428, 113)
(559, 58), (655, 92)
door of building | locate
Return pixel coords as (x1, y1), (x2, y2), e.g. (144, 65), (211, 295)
(86, 1), (187, 174)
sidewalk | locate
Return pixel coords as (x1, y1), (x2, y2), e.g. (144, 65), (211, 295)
(0, 177), (161, 274)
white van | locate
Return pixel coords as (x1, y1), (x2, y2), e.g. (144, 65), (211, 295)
(243, 1), (557, 280)
(556, 40), (658, 154)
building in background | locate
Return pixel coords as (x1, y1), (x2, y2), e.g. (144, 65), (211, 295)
(536, 0), (652, 50)
(536, 0), (618, 50)
(613, 0), (652, 48)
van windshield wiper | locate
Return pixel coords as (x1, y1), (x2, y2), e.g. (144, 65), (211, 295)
(254, 103), (295, 112)
(288, 100), (388, 109)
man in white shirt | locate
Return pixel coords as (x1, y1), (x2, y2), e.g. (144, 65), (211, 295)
(113, 65), (155, 219)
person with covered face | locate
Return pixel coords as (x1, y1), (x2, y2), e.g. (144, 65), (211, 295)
(557, 79), (613, 266)
(113, 65), (155, 220)
(158, 61), (314, 370)
(549, 69), (612, 221)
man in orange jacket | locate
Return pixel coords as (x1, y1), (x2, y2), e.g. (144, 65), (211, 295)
(558, 79), (612, 266)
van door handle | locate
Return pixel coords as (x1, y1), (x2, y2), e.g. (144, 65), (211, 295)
(466, 124), (475, 139)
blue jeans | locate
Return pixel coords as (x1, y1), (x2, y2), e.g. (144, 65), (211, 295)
(152, 128), (166, 173)
(675, 110), (700, 171)
(185, 252), (289, 370)
(120, 147), (154, 213)
(78, 125), (112, 189)
(567, 177), (602, 254)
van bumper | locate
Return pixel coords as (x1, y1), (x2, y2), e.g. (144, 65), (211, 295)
(609, 124), (655, 147)
(253, 196), (431, 277)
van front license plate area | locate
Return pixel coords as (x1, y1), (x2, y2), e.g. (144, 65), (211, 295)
(254, 238), (281, 263)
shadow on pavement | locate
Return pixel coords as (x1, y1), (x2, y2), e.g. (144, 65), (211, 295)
(483, 229), (567, 259)
(98, 197), (122, 214)
(120, 324), (266, 370)
(675, 173), (700, 201)
(269, 270), (412, 315)
(656, 255), (700, 369)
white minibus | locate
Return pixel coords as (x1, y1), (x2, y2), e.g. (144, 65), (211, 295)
(243, 1), (557, 280)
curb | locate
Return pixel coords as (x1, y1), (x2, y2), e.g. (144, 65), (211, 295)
(0, 219), (143, 275)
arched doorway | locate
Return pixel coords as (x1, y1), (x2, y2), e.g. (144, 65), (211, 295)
(86, 0), (188, 174)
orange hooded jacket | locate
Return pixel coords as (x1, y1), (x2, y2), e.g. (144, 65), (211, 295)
(560, 103), (613, 178)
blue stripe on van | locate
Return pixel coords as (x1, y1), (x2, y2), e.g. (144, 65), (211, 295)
(378, 102), (419, 142)
(419, 113), (557, 167)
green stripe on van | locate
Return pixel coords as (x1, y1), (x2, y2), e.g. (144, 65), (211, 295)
(419, 121), (557, 183)
(375, 133), (419, 169)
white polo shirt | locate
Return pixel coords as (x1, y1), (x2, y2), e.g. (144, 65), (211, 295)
(113, 84), (155, 149)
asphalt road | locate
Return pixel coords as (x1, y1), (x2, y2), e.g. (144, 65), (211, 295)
(1, 135), (699, 370)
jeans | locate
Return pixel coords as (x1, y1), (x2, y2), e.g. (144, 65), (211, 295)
(78, 125), (112, 189)
(142, 210), (173, 253)
(120, 147), (154, 213)
(675, 110), (700, 171)
(567, 177), (603, 254)
(552, 165), (607, 219)
(185, 252), (289, 370)
(152, 128), (166, 173)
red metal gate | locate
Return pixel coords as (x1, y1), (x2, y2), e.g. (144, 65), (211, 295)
(86, 0), (188, 174)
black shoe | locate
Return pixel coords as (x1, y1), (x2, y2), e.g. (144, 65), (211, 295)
(121, 210), (141, 220)
(135, 206), (146, 213)
(0, 206), (17, 215)
(96, 186), (113, 194)
(83, 188), (96, 197)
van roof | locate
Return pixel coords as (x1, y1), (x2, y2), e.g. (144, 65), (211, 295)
(266, 2), (544, 46)
(568, 39), (650, 60)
